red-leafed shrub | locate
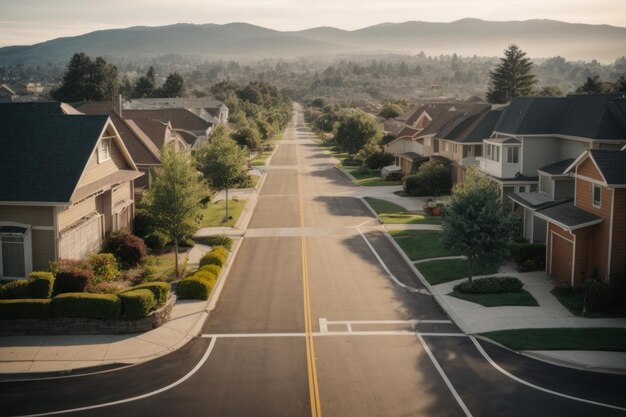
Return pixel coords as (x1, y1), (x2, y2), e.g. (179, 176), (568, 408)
(53, 268), (93, 295)
(102, 230), (147, 268)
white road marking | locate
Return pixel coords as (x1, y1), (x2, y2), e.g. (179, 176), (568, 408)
(416, 333), (474, 417)
(356, 226), (430, 295)
(346, 323), (353, 332)
(319, 318), (328, 334)
(470, 336), (626, 412)
(325, 319), (452, 325)
(16, 337), (218, 417)
(201, 333), (306, 338)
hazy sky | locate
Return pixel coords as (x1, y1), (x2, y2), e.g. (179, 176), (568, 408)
(1, 0), (625, 47)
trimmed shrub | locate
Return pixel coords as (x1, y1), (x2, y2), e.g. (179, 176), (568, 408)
(0, 299), (52, 319)
(53, 268), (93, 295)
(28, 271), (55, 298)
(193, 270), (217, 284)
(199, 252), (227, 268)
(132, 208), (156, 239)
(403, 161), (451, 196)
(581, 280), (611, 313)
(196, 235), (233, 250)
(87, 253), (119, 284)
(176, 277), (213, 300)
(0, 280), (30, 299)
(102, 230), (147, 268)
(199, 264), (222, 277)
(126, 282), (170, 307)
(210, 246), (229, 259)
(119, 289), (157, 320)
(144, 231), (169, 253)
(51, 293), (121, 319)
(454, 277), (523, 294)
(364, 151), (395, 170)
(509, 243), (546, 272)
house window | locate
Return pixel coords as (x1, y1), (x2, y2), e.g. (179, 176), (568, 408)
(444, 142), (449, 152)
(592, 184), (602, 208)
(98, 138), (111, 163)
(506, 147), (519, 163)
(425, 138), (431, 147)
(0, 225), (29, 278)
(539, 175), (553, 196)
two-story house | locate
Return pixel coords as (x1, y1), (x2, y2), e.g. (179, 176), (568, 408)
(535, 149), (626, 286)
(129, 97), (229, 125)
(479, 94), (626, 242)
(0, 102), (142, 279)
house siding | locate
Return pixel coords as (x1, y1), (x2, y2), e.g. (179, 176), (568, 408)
(577, 158), (603, 182)
(76, 133), (131, 189)
(112, 182), (132, 206)
(58, 195), (100, 232)
(31, 229), (55, 271)
(0, 206), (54, 227)
(521, 137), (559, 177)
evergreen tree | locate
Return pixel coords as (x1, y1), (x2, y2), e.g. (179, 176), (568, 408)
(159, 72), (185, 97)
(576, 76), (602, 94)
(51, 52), (119, 102)
(487, 45), (537, 103)
(132, 67), (156, 98)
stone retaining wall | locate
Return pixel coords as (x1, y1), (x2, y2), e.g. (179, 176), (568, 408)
(0, 295), (176, 336)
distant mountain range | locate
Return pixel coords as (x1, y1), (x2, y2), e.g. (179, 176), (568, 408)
(1, 18), (625, 64)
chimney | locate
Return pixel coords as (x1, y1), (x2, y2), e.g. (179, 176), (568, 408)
(117, 94), (123, 118)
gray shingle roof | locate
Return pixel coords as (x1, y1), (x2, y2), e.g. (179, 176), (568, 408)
(438, 108), (504, 143)
(590, 149), (626, 185)
(536, 200), (603, 229)
(495, 94), (626, 140)
(538, 159), (575, 176)
(0, 102), (109, 203)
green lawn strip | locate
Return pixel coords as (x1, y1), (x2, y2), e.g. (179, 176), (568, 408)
(551, 287), (584, 316)
(416, 258), (498, 285)
(389, 229), (458, 260)
(448, 290), (539, 307)
(364, 197), (441, 224)
(343, 169), (401, 186)
(197, 199), (246, 228)
(250, 152), (271, 166)
(480, 328), (626, 352)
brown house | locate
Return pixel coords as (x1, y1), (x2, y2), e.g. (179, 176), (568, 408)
(536, 149), (626, 287)
(0, 102), (142, 279)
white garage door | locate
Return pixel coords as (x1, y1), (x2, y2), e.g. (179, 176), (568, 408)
(59, 215), (103, 260)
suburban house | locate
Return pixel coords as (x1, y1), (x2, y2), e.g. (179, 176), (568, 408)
(0, 102), (142, 279)
(0, 84), (17, 102)
(384, 102), (490, 176)
(535, 149), (626, 287)
(484, 94), (626, 243)
(128, 97), (229, 125)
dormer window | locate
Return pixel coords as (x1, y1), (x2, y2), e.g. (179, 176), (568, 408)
(592, 184), (601, 208)
(98, 138), (111, 163)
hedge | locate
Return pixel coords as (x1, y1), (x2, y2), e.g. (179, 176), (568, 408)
(196, 235), (233, 250)
(28, 272), (55, 298)
(0, 299), (52, 319)
(176, 277), (213, 300)
(453, 277), (523, 294)
(211, 246), (229, 258)
(125, 282), (170, 308)
(53, 268), (93, 294)
(0, 280), (30, 299)
(199, 247), (228, 268)
(119, 289), (157, 320)
(193, 270), (217, 284)
(199, 264), (222, 277)
(51, 293), (121, 320)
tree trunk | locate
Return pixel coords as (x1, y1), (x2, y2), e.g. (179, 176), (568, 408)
(225, 187), (230, 221)
(174, 237), (180, 279)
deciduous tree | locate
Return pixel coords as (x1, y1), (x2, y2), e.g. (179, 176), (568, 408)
(335, 110), (381, 155)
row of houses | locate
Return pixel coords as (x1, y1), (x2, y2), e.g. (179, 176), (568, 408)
(384, 94), (626, 287)
(0, 98), (228, 280)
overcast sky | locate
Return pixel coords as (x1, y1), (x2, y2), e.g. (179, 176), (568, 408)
(1, 0), (625, 47)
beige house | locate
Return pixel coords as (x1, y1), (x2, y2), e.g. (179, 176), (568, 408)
(0, 102), (142, 279)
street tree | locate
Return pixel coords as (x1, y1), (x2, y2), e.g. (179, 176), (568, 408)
(51, 53), (119, 102)
(158, 72), (185, 97)
(440, 167), (517, 282)
(335, 110), (382, 155)
(487, 44), (537, 103)
(196, 135), (248, 220)
(144, 144), (204, 278)
(231, 126), (261, 152)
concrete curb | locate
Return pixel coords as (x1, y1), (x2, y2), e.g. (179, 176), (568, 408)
(358, 196), (383, 224)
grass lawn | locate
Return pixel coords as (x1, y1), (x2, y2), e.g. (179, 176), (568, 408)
(344, 168), (402, 186)
(197, 199), (246, 228)
(480, 328), (626, 351)
(389, 230), (458, 260)
(416, 258), (498, 285)
(251, 151), (272, 166)
(365, 197), (442, 225)
(551, 287), (626, 318)
(144, 252), (186, 282)
(448, 290), (539, 307)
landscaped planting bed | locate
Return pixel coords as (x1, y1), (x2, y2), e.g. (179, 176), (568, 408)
(416, 258), (498, 285)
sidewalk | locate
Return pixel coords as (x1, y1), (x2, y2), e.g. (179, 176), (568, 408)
(0, 299), (209, 375)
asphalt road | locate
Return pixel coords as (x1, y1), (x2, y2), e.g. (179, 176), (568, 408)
(2, 105), (625, 417)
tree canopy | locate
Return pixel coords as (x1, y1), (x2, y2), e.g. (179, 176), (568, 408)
(335, 110), (382, 155)
(440, 167), (517, 281)
(51, 53), (119, 102)
(487, 45), (537, 103)
(144, 144), (204, 277)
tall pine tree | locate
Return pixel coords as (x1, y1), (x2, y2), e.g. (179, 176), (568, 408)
(487, 45), (536, 103)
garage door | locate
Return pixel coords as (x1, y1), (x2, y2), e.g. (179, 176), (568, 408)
(59, 215), (103, 260)
(550, 232), (573, 284)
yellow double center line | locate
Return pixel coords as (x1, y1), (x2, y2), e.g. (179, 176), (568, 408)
(297, 135), (322, 417)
